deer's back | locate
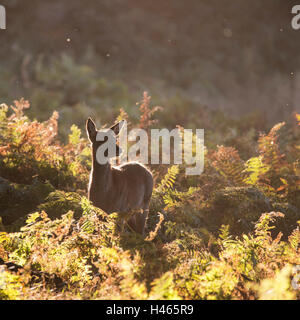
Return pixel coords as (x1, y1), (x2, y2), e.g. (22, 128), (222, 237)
(91, 162), (153, 213)
(113, 162), (153, 209)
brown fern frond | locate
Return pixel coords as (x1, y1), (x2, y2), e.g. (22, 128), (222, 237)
(210, 145), (245, 185)
(138, 92), (162, 130)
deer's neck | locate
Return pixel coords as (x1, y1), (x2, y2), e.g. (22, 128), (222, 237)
(89, 148), (113, 198)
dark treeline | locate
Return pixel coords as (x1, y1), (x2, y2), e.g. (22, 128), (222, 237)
(0, 0), (299, 125)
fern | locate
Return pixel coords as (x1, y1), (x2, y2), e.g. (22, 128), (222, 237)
(288, 223), (300, 251)
(138, 92), (162, 130)
(219, 224), (231, 242)
(243, 156), (270, 185)
(68, 124), (82, 146)
(156, 165), (179, 193)
(211, 145), (245, 185)
(254, 212), (285, 241)
(258, 122), (286, 170)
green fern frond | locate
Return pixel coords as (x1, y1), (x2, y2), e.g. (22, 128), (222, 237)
(288, 226), (300, 250)
(156, 165), (179, 193)
(243, 156), (270, 185)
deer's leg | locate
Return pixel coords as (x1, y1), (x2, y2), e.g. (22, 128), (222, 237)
(126, 203), (149, 236)
(125, 209), (145, 236)
(120, 218), (125, 233)
(126, 212), (137, 233)
(119, 211), (133, 233)
(135, 205), (149, 236)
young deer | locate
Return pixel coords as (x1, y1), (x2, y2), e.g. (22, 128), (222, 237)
(86, 118), (153, 235)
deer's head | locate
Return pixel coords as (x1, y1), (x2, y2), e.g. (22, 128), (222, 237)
(86, 118), (125, 163)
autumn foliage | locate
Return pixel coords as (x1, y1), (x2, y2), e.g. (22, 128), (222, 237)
(0, 98), (299, 300)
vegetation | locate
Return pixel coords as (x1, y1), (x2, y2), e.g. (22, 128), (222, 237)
(1, 1), (299, 130)
(0, 96), (299, 300)
(0, 0), (299, 300)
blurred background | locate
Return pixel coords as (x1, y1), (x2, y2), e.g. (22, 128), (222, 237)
(0, 0), (300, 146)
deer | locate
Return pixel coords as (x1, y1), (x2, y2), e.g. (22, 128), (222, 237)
(86, 118), (153, 236)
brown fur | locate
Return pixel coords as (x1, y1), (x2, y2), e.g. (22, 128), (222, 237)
(86, 118), (153, 235)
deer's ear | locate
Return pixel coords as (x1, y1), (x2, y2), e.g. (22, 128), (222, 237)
(110, 120), (126, 136)
(86, 118), (97, 142)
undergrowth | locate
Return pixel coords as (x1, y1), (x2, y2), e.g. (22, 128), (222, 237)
(0, 98), (299, 300)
